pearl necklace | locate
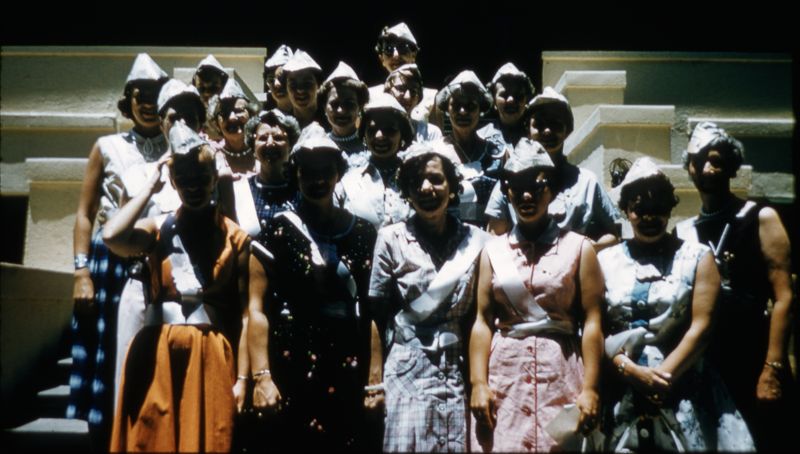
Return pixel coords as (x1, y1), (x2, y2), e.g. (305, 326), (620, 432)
(699, 199), (735, 218)
(221, 146), (253, 158)
(330, 131), (359, 143)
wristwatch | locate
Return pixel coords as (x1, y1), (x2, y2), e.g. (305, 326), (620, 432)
(765, 360), (785, 371)
(74, 254), (89, 270)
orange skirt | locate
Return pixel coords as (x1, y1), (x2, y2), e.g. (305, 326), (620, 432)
(110, 325), (235, 452)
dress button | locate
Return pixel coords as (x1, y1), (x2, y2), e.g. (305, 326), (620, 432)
(521, 406), (531, 416)
(636, 300), (647, 309)
(437, 403), (446, 412)
(437, 372), (445, 380)
(438, 437), (446, 445)
(639, 428), (650, 439)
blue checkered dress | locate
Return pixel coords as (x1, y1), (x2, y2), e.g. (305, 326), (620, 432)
(66, 228), (127, 432)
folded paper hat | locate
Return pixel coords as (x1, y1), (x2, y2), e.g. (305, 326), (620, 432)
(324, 61), (362, 85)
(169, 120), (207, 155)
(265, 45), (294, 70)
(526, 87), (574, 134)
(218, 78), (249, 102)
(435, 70), (493, 112)
(380, 22), (417, 46)
(609, 157), (664, 204)
(503, 138), (555, 173)
(282, 49), (322, 74)
(126, 53), (168, 84)
(158, 79), (204, 116)
(489, 62), (535, 97)
(196, 54), (226, 74)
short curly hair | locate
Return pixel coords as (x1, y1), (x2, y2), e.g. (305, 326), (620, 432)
(681, 134), (745, 174)
(618, 173), (679, 215)
(398, 151), (461, 208)
(244, 110), (302, 151)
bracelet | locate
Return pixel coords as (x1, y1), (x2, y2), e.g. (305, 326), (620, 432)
(364, 383), (385, 393)
(765, 360), (785, 371)
(236, 375), (249, 381)
(74, 254), (89, 270)
(616, 356), (628, 375)
(253, 368), (271, 378)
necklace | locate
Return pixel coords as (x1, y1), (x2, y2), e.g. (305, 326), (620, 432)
(330, 131), (359, 143)
(221, 146), (253, 158)
(130, 130), (168, 162)
(699, 198), (735, 218)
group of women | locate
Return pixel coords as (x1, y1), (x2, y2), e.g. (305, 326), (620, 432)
(67, 23), (787, 453)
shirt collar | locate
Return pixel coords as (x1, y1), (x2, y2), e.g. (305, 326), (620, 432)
(508, 217), (560, 249)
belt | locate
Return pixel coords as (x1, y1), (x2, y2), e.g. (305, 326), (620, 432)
(144, 301), (219, 327)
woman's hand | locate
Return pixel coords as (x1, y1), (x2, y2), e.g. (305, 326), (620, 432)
(252, 375), (282, 413)
(146, 156), (169, 195)
(756, 364), (783, 402)
(72, 268), (95, 317)
(364, 390), (385, 411)
(626, 363), (672, 405)
(576, 389), (599, 433)
(233, 378), (248, 414)
(470, 382), (496, 430)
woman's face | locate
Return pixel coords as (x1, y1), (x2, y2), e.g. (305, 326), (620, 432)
(365, 111), (403, 158)
(409, 156), (452, 222)
(217, 98), (251, 145)
(387, 74), (422, 114)
(194, 72), (225, 105)
(494, 79), (528, 127)
(506, 169), (552, 224)
(171, 153), (217, 210)
(254, 123), (290, 166)
(447, 91), (480, 135)
(161, 99), (203, 136)
(688, 149), (732, 194)
(528, 108), (568, 155)
(267, 67), (289, 101)
(325, 85), (360, 136)
(130, 82), (161, 129)
(297, 153), (339, 203)
(287, 69), (319, 111)
(626, 195), (670, 243)
(378, 39), (417, 73)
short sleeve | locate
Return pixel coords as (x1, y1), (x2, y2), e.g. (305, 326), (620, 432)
(484, 180), (510, 221)
(368, 228), (395, 300)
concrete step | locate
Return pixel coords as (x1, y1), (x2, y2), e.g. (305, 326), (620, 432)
(36, 385), (70, 418)
(2, 418), (89, 452)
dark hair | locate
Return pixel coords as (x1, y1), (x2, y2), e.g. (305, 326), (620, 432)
(681, 135), (744, 173)
(398, 152), (461, 208)
(286, 148), (348, 191)
(523, 102), (574, 137)
(244, 110), (302, 150)
(193, 66), (229, 86)
(618, 173), (679, 214)
(358, 108), (415, 149)
(318, 78), (370, 110)
(117, 78), (167, 119)
(487, 74), (534, 101)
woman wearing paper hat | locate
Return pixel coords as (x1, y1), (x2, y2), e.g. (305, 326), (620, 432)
(478, 62), (535, 152)
(366, 142), (490, 452)
(212, 78), (260, 176)
(67, 53), (169, 451)
(334, 93), (414, 229)
(469, 139), (604, 452)
(263, 44), (294, 114)
(485, 87), (621, 252)
(384, 63), (443, 143)
(319, 61), (370, 158)
(192, 54), (229, 141)
(282, 49), (324, 128)
(106, 122), (251, 452)
(597, 157), (754, 451)
(247, 133), (378, 451)
(436, 70), (504, 226)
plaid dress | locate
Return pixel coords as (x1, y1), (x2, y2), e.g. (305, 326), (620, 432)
(369, 216), (488, 452)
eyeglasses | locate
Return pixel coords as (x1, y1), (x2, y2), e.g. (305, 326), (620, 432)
(380, 41), (415, 56)
(508, 178), (549, 196)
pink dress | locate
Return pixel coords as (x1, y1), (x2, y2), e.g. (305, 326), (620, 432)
(471, 220), (588, 453)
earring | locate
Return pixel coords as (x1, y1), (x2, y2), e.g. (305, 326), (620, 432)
(449, 193), (456, 200)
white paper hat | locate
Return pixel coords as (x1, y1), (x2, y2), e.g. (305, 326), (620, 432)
(503, 138), (555, 173)
(362, 93), (414, 143)
(381, 22), (417, 46)
(526, 86), (574, 134)
(291, 128), (341, 157)
(126, 53), (168, 84)
(218, 78), (249, 102)
(264, 45), (294, 70)
(609, 157), (664, 204)
(196, 54), (226, 74)
(282, 49), (322, 74)
(169, 120), (207, 155)
(435, 70), (493, 112)
(158, 79), (203, 115)
(324, 61), (362, 85)
(403, 140), (461, 167)
(489, 62), (534, 96)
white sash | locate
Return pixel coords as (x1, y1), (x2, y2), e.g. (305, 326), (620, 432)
(233, 177), (261, 237)
(486, 236), (574, 338)
(168, 229), (204, 304)
(341, 170), (382, 227)
(396, 230), (486, 326)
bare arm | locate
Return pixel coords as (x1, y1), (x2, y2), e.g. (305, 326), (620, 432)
(469, 250), (496, 429)
(756, 207), (793, 401)
(72, 143), (104, 315)
(233, 242), (251, 413)
(576, 240), (604, 431)
(248, 254), (281, 410)
(487, 218), (510, 236)
(102, 160), (166, 257)
(657, 251), (719, 380)
(592, 233), (619, 253)
(364, 320), (384, 410)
